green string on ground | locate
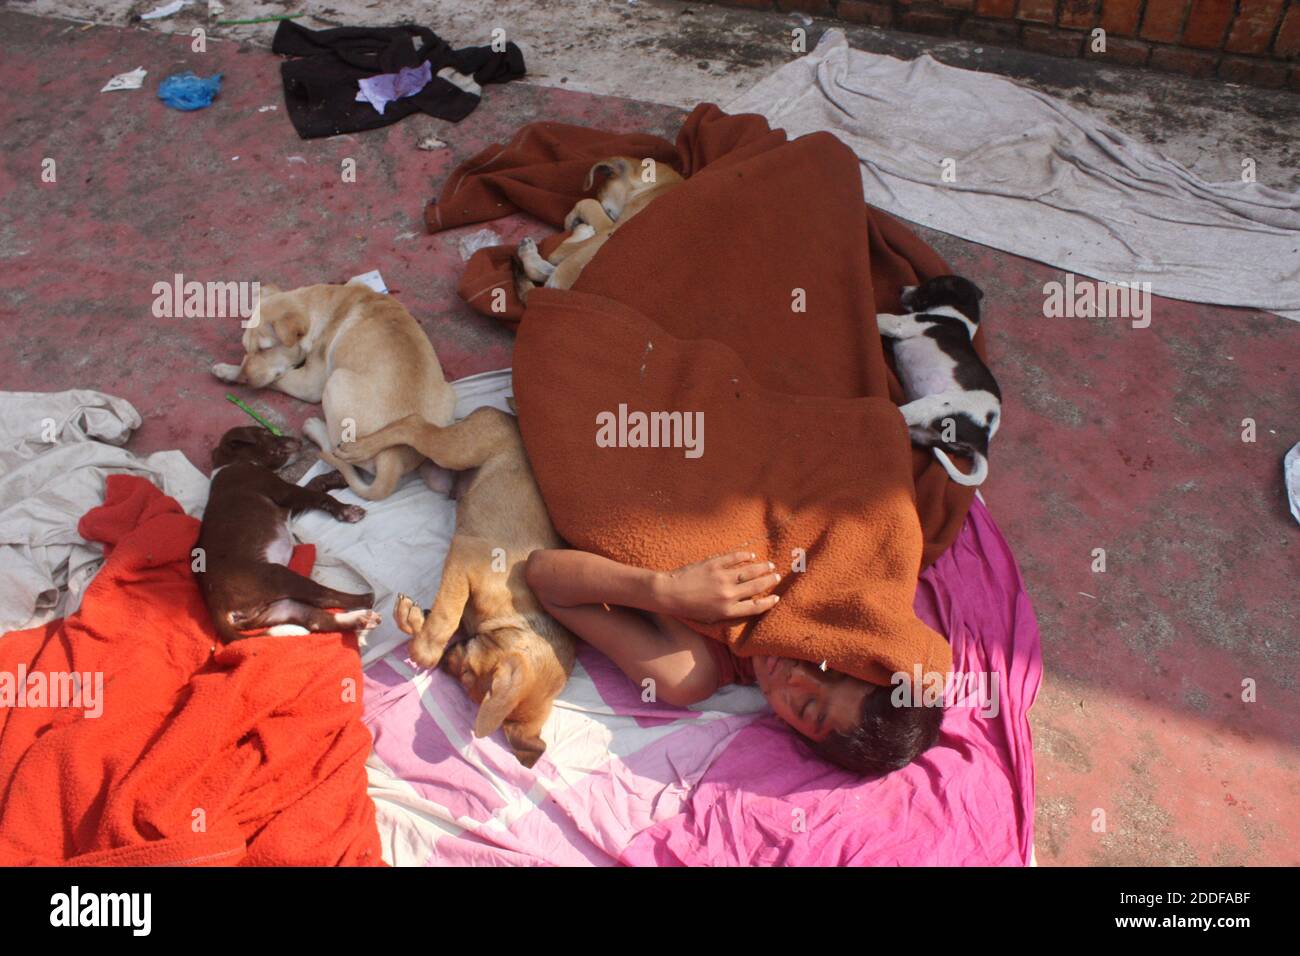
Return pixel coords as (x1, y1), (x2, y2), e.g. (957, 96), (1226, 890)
(225, 394), (283, 436)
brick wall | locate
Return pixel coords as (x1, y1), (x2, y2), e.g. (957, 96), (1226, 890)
(709, 0), (1300, 89)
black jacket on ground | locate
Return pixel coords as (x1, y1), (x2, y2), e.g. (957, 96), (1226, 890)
(273, 21), (526, 139)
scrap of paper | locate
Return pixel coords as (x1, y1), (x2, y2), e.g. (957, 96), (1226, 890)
(1285, 442), (1300, 525)
(348, 270), (389, 294)
(140, 0), (190, 20)
(100, 67), (147, 93)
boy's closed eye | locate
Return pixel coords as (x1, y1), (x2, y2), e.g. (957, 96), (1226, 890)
(805, 699), (828, 734)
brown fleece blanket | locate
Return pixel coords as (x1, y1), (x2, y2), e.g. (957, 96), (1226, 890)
(427, 105), (983, 684)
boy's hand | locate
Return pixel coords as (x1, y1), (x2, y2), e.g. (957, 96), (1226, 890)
(656, 551), (781, 623)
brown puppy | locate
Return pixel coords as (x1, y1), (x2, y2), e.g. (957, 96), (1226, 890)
(211, 281), (455, 501)
(197, 426), (379, 644)
(335, 408), (574, 767)
(513, 156), (684, 302)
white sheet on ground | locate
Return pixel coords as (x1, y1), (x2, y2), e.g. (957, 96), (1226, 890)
(291, 369), (516, 665)
(726, 30), (1300, 322)
(0, 390), (208, 632)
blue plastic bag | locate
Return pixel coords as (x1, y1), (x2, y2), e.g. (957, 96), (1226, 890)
(158, 72), (223, 111)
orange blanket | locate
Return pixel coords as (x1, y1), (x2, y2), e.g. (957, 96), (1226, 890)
(430, 105), (979, 685)
(0, 475), (381, 866)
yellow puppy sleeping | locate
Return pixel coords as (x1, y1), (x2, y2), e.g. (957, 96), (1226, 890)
(211, 281), (455, 500)
(336, 407), (575, 768)
(512, 156), (684, 302)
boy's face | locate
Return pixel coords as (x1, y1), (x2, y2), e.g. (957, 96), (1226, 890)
(753, 656), (875, 741)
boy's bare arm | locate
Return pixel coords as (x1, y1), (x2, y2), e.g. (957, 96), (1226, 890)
(525, 548), (671, 613)
(525, 549), (781, 624)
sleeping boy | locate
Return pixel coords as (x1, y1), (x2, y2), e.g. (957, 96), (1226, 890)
(524, 548), (943, 776)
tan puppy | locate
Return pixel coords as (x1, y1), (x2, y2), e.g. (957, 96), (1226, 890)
(513, 156), (684, 302)
(211, 281), (455, 501)
(336, 407), (575, 768)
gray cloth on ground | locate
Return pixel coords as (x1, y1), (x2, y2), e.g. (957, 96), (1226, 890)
(726, 30), (1300, 322)
(0, 390), (207, 632)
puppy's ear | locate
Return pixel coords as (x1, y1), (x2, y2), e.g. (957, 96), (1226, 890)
(583, 161), (612, 192)
(502, 724), (547, 768)
(258, 282), (282, 297)
(271, 310), (308, 347)
(212, 430), (256, 467)
(472, 652), (530, 740)
(583, 158), (627, 192)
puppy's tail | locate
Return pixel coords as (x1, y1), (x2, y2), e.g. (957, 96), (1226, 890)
(933, 447), (988, 487)
(303, 418), (405, 501)
(321, 448), (405, 501)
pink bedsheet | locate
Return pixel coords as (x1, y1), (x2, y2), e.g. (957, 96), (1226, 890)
(362, 497), (1041, 866)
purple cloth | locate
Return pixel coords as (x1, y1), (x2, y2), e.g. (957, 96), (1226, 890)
(363, 497), (1042, 866)
(355, 60), (433, 115)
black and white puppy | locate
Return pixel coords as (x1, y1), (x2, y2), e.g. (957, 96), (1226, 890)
(876, 276), (1000, 487)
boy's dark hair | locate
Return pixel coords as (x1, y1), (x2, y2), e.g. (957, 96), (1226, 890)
(808, 688), (944, 777)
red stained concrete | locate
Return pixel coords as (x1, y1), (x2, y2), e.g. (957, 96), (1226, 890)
(0, 11), (1295, 865)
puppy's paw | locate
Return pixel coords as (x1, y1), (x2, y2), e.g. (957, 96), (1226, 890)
(335, 504), (366, 523)
(336, 608), (381, 631)
(301, 417), (332, 451)
(517, 236), (537, 254)
(393, 593), (426, 638)
(212, 362), (242, 383)
(408, 635), (446, 669)
(305, 471), (347, 493)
